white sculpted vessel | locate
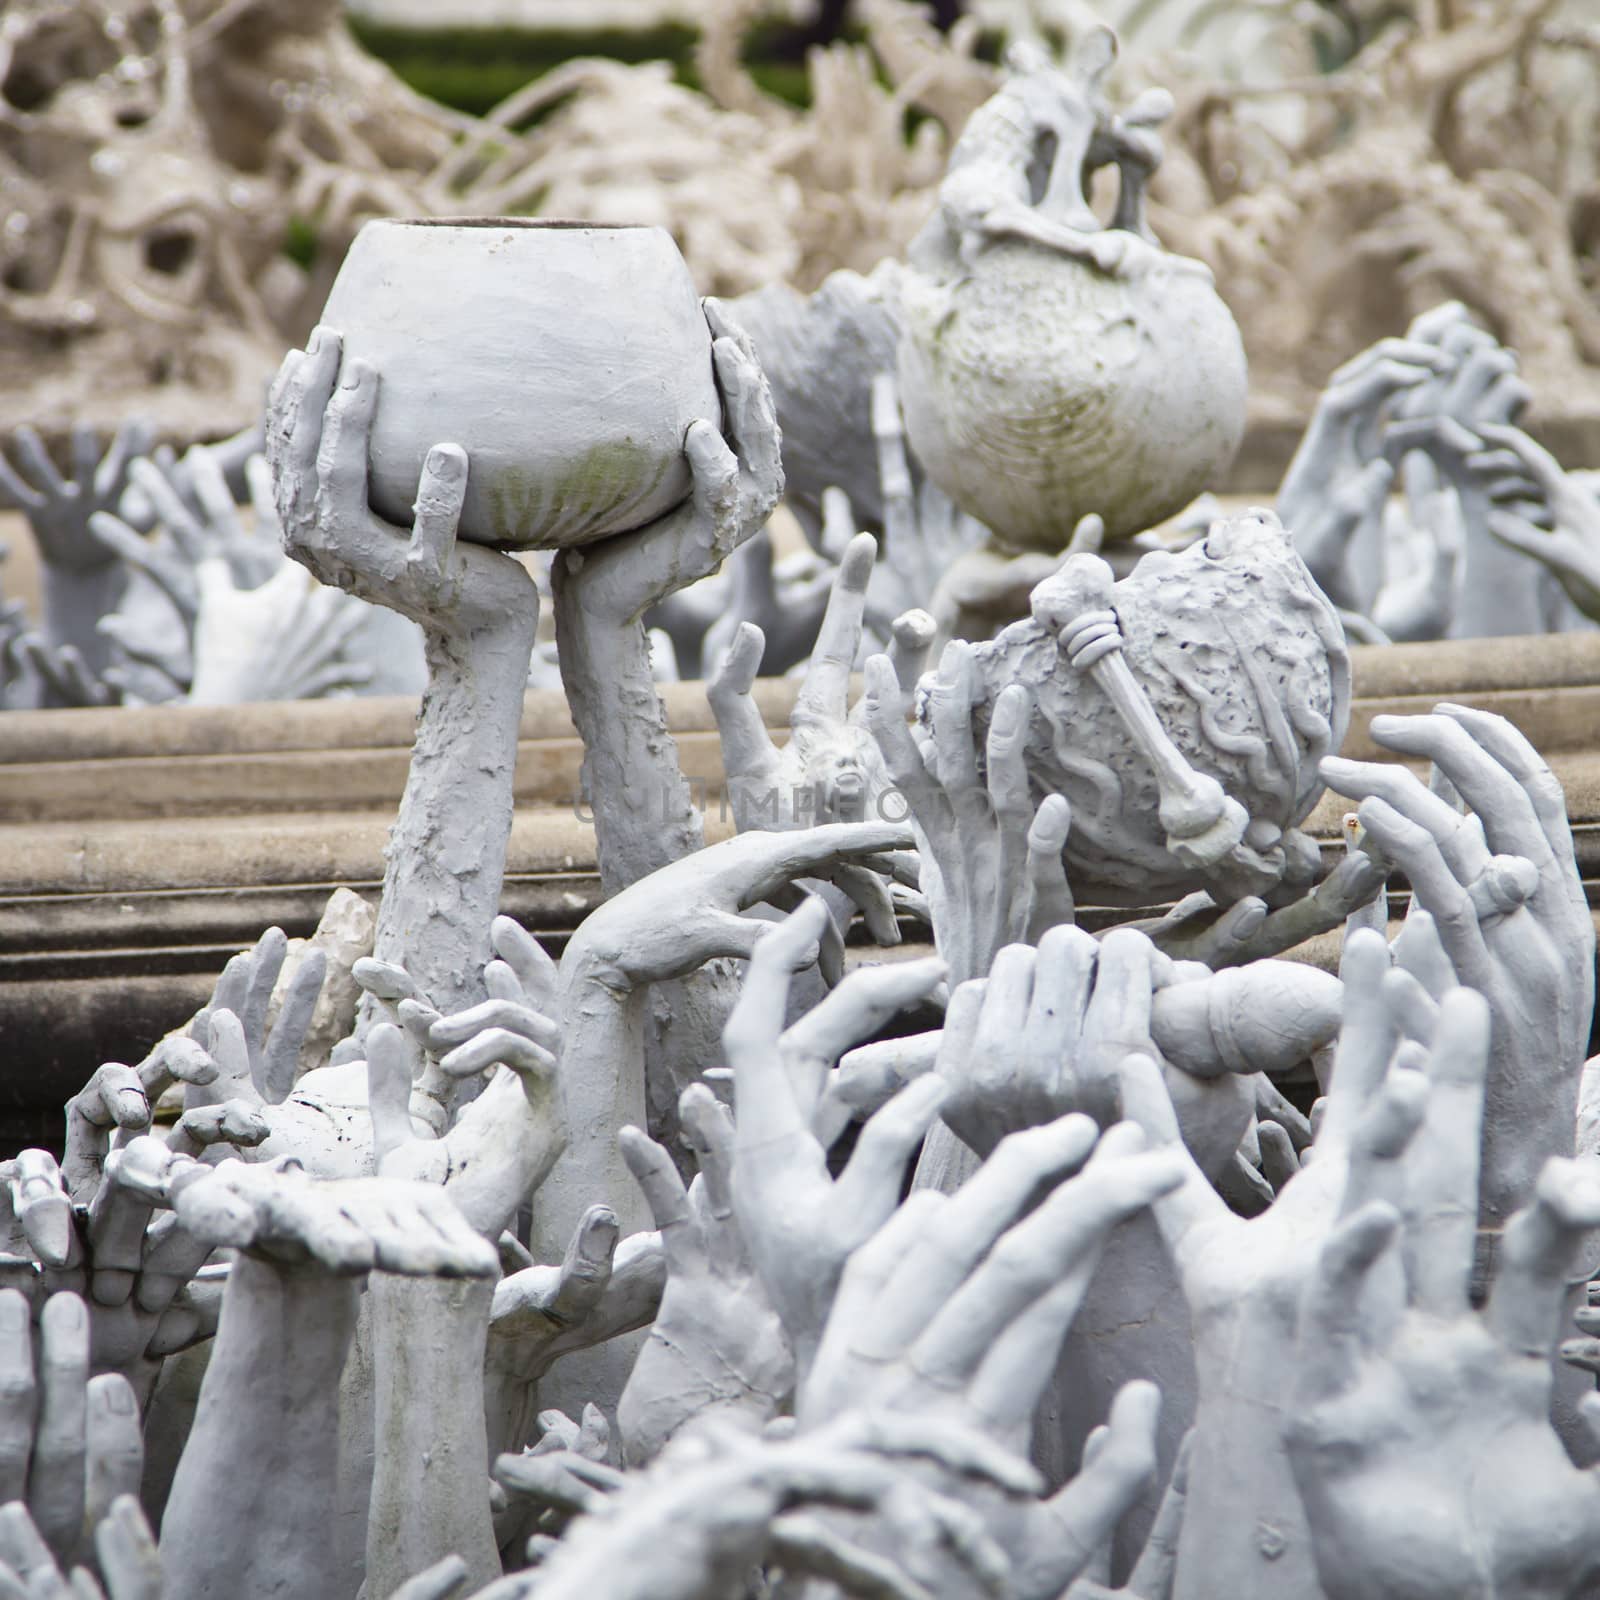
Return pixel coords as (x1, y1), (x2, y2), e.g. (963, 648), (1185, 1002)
(893, 33), (1248, 551)
(319, 219), (720, 549)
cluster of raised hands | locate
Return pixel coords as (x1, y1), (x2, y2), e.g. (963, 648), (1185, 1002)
(1278, 300), (1600, 644)
(0, 420), (427, 709)
(5, 291), (1600, 1600)
(2, 596), (1598, 1600)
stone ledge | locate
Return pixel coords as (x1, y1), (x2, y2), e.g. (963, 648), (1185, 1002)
(2, 630), (1598, 1141)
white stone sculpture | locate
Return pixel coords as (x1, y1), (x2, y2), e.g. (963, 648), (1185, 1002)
(892, 32), (1247, 553)
(4, 12), (1600, 1600)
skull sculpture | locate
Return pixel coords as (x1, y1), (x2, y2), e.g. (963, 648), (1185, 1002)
(945, 509), (1350, 906)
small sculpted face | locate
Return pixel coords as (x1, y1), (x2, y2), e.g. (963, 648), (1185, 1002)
(792, 724), (882, 824)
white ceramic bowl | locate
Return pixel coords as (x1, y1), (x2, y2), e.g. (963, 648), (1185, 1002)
(319, 218), (720, 549)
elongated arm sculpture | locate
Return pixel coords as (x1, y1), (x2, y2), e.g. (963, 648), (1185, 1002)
(160, 1160), (497, 1600)
(549, 299), (785, 1185)
(0, 422), (151, 689)
(1288, 996), (1600, 1600)
(1321, 704), (1593, 1222)
(725, 898), (956, 1378)
(268, 326), (539, 1026)
(362, 966), (569, 1597)
(538, 821), (914, 1266)
(551, 299), (782, 895)
(1109, 932), (1478, 1600)
(616, 1085), (794, 1466)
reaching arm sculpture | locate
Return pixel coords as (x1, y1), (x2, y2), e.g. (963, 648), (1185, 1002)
(0, 422), (151, 693)
(1321, 704), (1593, 1222)
(268, 327), (540, 1027)
(160, 1159), (497, 1600)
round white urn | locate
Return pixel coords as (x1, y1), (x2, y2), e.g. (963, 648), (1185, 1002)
(319, 218), (720, 549)
(896, 243), (1248, 551)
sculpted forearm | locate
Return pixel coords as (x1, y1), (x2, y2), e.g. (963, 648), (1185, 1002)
(162, 1258), (360, 1600)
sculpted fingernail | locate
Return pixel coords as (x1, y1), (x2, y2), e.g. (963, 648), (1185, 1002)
(101, 1379), (135, 1415)
(426, 446), (463, 481)
(992, 694), (1021, 735)
(51, 1295), (85, 1329)
(0, 1294), (26, 1333)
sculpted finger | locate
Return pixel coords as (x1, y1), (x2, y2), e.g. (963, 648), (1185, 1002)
(386, 1556), (470, 1600)
(1354, 798), (1492, 992)
(261, 948), (325, 1104)
(796, 532), (877, 726)
(909, 1129), (1183, 1384)
(619, 1130), (697, 1273)
(84, 1378), (143, 1533)
(781, 958), (947, 1080)
(1296, 1201), (1400, 1407)
(0, 1293), (35, 1504)
(1319, 755), (1484, 878)
(857, 1116), (1099, 1365)
(284, 337), (347, 499)
(93, 1496), (162, 1600)
(1021, 794), (1074, 941)
(136, 1035), (217, 1103)
(549, 1205), (619, 1320)
(863, 653), (947, 831)
(1082, 928), (1157, 1081)
(1406, 988), (1490, 1318)
(726, 897), (829, 1150)
(1342, 1062), (1429, 1224)
(201, 1008), (261, 1106)
(1030, 1382), (1162, 1597)
(831, 1076), (949, 1226)
(1434, 701), (1581, 893)
(1476, 422), (1569, 500)
(437, 1029), (555, 1082)
(708, 623), (778, 782)
(886, 609), (936, 702)
(366, 1022), (418, 1169)
(1486, 1157), (1600, 1358)
(30, 1293), (89, 1565)
(679, 1084), (736, 1220)
(429, 1001), (560, 1056)
(713, 823), (917, 910)
(766, 1513), (937, 1600)
(1389, 908), (1457, 1000)
(353, 958), (421, 1008)
(927, 641), (979, 797)
(11, 1151), (74, 1268)
(1368, 712), (1551, 869)
(167, 1100), (272, 1160)
(408, 443), (468, 590)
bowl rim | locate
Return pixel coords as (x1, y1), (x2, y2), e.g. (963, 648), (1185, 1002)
(370, 217), (650, 231)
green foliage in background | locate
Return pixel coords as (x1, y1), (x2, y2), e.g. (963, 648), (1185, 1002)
(347, 18), (816, 119)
